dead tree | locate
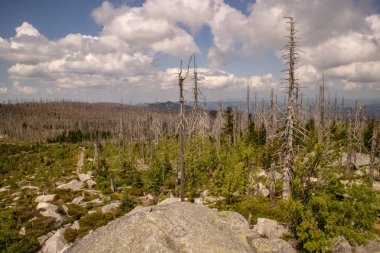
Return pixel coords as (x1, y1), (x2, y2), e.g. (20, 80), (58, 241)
(177, 57), (191, 202)
(270, 163), (276, 207)
(370, 123), (378, 183)
(317, 74), (325, 144)
(281, 17), (299, 200)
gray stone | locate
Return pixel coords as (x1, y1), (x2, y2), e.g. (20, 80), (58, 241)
(157, 197), (181, 205)
(36, 194), (56, 203)
(250, 238), (296, 253)
(353, 238), (380, 253)
(194, 198), (203, 205)
(64, 202), (254, 253)
(0, 186), (9, 192)
(217, 211), (250, 231)
(71, 196), (84, 205)
(256, 183), (270, 197)
(37, 202), (63, 221)
(70, 221), (80, 231)
(86, 180), (96, 188)
(78, 173), (92, 182)
(41, 228), (69, 253)
(255, 218), (290, 239)
(21, 185), (38, 190)
(57, 180), (84, 191)
(331, 236), (352, 253)
(101, 201), (121, 213)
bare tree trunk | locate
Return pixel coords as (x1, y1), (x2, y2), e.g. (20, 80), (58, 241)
(370, 124), (378, 183)
(282, 17), (298, 200)
(270, 163), (276, 208)
(177, 58), (191, 201)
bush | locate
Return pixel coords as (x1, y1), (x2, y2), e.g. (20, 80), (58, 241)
(64, 228), (78, 243)
(78, 212), (113, 238)
(120, 192), (137, 213)
(291, 181), (378, 252)
(0, 230), (39, 253)
(230, 197), (291, 225)
(67, 204), (87, 220)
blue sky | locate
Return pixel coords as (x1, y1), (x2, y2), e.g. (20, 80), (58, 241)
(0, 0), (379, 103)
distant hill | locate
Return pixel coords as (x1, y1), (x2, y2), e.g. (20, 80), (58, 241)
(145, 101), (192, 113)
(365, 103), (380, 117)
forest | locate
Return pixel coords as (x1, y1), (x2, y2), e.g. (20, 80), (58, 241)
(0, 18), (379, 253)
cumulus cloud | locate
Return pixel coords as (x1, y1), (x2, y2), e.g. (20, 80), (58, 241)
(12, 81), (37, 94)
(0, 87), (8, 94)
(0, 0), (379, 100)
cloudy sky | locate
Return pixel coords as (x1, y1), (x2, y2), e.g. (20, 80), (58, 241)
(0, 0), (379, 103)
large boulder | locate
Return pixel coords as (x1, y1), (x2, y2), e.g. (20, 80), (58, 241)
(41, 228), (69, 253)
(64, 202), (254, 253)
(254, 218), (290, 239)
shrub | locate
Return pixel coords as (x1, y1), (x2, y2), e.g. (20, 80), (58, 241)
(64, 228), (78, 243)
(120, 192), (137, 213)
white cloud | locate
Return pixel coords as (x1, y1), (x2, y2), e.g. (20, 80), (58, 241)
(0, 0), (379, 99)
(15, 22), (41, 37)
(12, 81), (37, 94)
(327, 61), (380, 83)
(0, 87), (8, 94)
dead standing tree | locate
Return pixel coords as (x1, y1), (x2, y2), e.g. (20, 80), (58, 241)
(281, 17), (299, 200)
(177, 57), (192, 202)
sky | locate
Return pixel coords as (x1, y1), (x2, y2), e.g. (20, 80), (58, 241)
(0, 0), (380, 104)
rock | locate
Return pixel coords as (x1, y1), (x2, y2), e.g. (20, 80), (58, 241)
(217, 211), (250, 231)
(373, 182), (380, 191)
(36, 194), (56, 203)
(57, 180), (84, 191)
(13, 196), (20, 201)
(101, 201), (121, 213)
(86, 180), (96, 188)
(200, 189), (210, 197)
(256, 183), (270, 197)
(71, 196), (84, 205)
(331, 236), (352, 253)
(203, 195), (225, 204)
(37, 202), (63, 221)
(258, 170), (267, 177)
(274, 172), (283, 180)
(255, 218), (290, 239)
(38, 234), (50, 245)
(64, 202), (254, 253)
(41, 228), (69, 253)
(310, 177), (319, 183)
(70, 220), (80, 230)
(87, 198), (102, 205)
(21, 185), (38, 190)
(78, 173), (92, 182)
(0, 186), (10, 192)
(194, 198), (203, 205)
(19, 226), (26, 235)
(41, 209), (64, 221)
(62, 205), (69, 214)
(88, 210), (97, 214)
(250, 238), (296, 253)
(353, 238), (380, 253)
(157, 197), (181, 205)
(37, 202), (58, 211)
